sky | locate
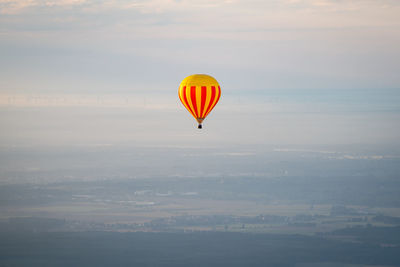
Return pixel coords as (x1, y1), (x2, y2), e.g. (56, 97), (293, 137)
(0, 0), (400, 147)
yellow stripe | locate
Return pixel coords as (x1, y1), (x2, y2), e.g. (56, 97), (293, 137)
(178, 86), (187, 110)
(185, 85), (197, 119)
(195, 86), (202, 118)
(178, 86), (185, 106)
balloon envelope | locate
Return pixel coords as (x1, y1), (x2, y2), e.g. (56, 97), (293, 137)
(178, 74), (221, 128)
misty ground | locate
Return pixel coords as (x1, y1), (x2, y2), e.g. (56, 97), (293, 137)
(0, 145), (400, 266)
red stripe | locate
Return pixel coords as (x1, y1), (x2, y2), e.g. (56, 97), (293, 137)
(182, 86), (194, 117)
(200, 86), (207, 118)
(204, 86), (216, 117)
(190, 86), (198, 118)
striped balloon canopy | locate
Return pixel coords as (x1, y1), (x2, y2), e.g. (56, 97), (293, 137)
(178, 74), (221, 129)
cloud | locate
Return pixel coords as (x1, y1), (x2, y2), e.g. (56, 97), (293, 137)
(2, 0), (400, 33)
(0, 0), (89, 14)
(0, 0), (36, 14)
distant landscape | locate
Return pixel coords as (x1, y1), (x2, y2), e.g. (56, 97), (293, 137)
(1, 145), (399, 266)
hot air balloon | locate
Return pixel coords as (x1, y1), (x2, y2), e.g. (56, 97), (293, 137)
(178, 74), (221, 129)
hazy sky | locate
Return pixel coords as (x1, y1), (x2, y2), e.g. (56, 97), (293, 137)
(1, 0), (400, 93)
(1, 0), (399, 147)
